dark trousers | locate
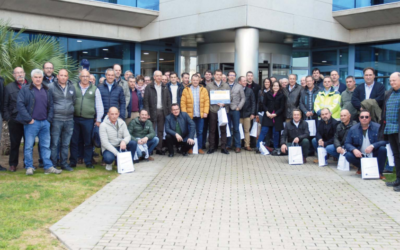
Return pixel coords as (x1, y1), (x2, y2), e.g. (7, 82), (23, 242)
(51, 120), (74, 168)
(345, 146), (387, 174)
(202, 117), (209, 149)
(70, 117), (94, 166)
(388, 134), (400, 180)
(8, 119), (24, 167)
(103, 141), (137, 164)
(249, 119), (257, 148)
(152, 110), (165, 151)
(209, 112), (226, 149)
(287, 139), (310, 158)
(165, 134), (194, 154)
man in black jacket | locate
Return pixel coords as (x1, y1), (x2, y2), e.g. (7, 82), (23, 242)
(0, 75), (5, 171)
(240, 76), (256, 151)
(351, 67), (385, 110)
(311, 108), (340, 164)
(4, 67), (28, 172)
(283, 74), (302, 122)
(246, 71), (260, 148)
(280, 109), (310, 163)
(312, 68), (323, 88)
(164, 104), (195, 157)
(328, 109), (356, 160)
(42, 62), (57, 84)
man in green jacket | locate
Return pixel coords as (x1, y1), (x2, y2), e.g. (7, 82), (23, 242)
(127, 109), (159, 160)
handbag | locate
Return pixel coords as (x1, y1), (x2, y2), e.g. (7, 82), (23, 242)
(250, 121), (258, 137)
(317, 147), (327, 167)
(217, 108), (228, 126)
(259, 142), (270, 155)
(117, 149), (135, 174)
(337, 153), (350, 171)
(289, 143), (303, 165)
(361, 157), (380, 180)
(387, 144), (395, 166)
(305, 119), (316, 137)
(239, 124), (245, 139)
(192, 138), (198, 154)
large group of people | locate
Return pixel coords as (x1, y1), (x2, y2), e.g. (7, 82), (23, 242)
(0, 63), (398, 193)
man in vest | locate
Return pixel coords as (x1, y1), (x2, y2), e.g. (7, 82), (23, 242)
(70, 69), (104, 168)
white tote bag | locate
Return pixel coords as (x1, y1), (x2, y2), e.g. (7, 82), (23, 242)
(289, 144), (303, 165)
(387, 144), (395, 166)
(117, 150), (135, 174)
(239, 124), (245, 139)
(337, 153), (350, 171)
(305, 119), (316, 137)
(217, 108), (228, 126)
(192, 138), (198, 154)
(250, 121), (258, 137)
(361, 157), (380, 179)
(259, 142), (270, 155)
(317, 147), (327, 167)
(218, 124), (231, 138)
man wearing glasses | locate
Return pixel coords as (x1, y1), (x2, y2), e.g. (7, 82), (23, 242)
(344, 110), (387, 179)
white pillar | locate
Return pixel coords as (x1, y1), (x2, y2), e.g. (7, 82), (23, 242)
(234, 28), (259, 83)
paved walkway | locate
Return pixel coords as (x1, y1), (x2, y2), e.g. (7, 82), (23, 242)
(51, 152), (400, 250)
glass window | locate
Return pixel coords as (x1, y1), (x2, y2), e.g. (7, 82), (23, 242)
(273, 64), (291, 79)
(339, 68), (348, 83)
(312, 50), (337, 67)
(94, 0), (160, 10)
(180, 51), (197, 77)
(292, 69), (308, 84)
(339, 49), (348, 65)
(198, 64), (218, 76)
(159, 52), (175, 74)
(292, 52), (309, 67)
(141, 51), (157, 76)
(333, 0), (399, 11)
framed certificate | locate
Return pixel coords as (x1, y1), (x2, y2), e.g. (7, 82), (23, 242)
(210, 90), (230, 104)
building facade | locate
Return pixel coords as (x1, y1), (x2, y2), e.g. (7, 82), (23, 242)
(1, 0), (400, 87)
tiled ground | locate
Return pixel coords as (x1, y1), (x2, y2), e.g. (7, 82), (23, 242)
(51, 152), (400, 250)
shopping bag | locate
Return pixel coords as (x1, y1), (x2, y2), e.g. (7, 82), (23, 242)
(387, 144), (395, 166)
(239, 124), (245, 139)
(117, 150), (135, 174)
(259, 142), (270, 155)
(317, 147), (327, 167)
(361, 157), (380, 179)
(250, 121), (258, 137)
(337, 153), (350, 171)
(217, 108), (228, 126)
(305, 119), (316, 137)
(288, 145), (303, 165)
(218, 125), (231, 138)
(163, 126), (166, 140)
(192, 138), (198, 154)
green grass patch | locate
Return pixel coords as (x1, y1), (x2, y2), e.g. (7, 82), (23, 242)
(384, 167), (397, 183)
(0, 165), (118, 249)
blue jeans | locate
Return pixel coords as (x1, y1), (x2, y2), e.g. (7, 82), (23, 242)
(24, 120), (52, 169)
(227, 110), (241, 148)
(147, 137), (159, 154)
(103, 141), (137, 164)
(257, 126), (280, 149)
(70, 117), (94, 166)
(326, 144), (340, 159)
(51, 120), (74, 168)
(193, 117), (204, 148)
(345, 146), (387, 174)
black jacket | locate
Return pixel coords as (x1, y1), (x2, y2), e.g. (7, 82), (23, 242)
(283, 84), (302, 119)
(240, 87), (256, 118)
(378, 88), (400, 142)
(299, 86), (319, 121)
(351, 82), (385, 110)
(247, 82), (261, 108)
(261, 91), (285, 131)
(316, 117), (340, 147)
(143, 82), (171, 124)
(280, 119), (310, 145)
(0, 76), (4, 115)
(165, 111), (195, 142)
(334, 120), (357, 148)
(42, 74), (57, 85)
(4, 80), (27, 121)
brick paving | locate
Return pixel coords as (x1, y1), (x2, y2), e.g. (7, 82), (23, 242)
(51, 152), (400, 250)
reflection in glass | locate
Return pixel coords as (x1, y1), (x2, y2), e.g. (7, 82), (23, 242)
(273, 64), (291, 79)
(339, 68), (348, 83)
(339, 49), (349, 65)
(141, 51), (157, 77)
(292, 52), (309, 67)
(159, 52), (175, 74)
(312, 50), (337, 67)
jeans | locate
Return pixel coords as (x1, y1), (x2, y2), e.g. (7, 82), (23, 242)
(24, 120), (52, 169)
(165, 134), (194, 154)
(227, 110), (241, 148)
(193, 117), (204, 148)
(51, 120), (74, 168)
(146, 137), (159, 154)
(345, 146), (387, 174)
(103, 141), (137, 164)
(70, 117), (94, 166)
(287, 139), (310, 158)
(326, 144), (340, 159)
(257, 126), (280, 149)
(8, 119), (24, 167)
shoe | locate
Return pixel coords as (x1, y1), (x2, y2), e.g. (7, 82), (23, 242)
(91, 158), (97, 164)
(147, 156), (154, 161)
(44, 167), (62, 174)
(168, 153), (174, 157)
(202, 146), (206, 150)
(86, 164), (95, 169)
(156, 150), (165, 156)
(379, 175), (386, 180)
(221, 149), (230, 155)
(383, 169), (393, 174)
(188, 149), (193, 155)
(198, 149), (205, 155)
(0, 165), (7, 171)
(93, 152), (100, 157)
(313, 159), (318, 164)
(226, 147), (231, 151)
(61, 165), (74, 171)
(26, 168), (34, 175)
(141, 151), (146, 158)
(207, 149), (215, 154)
(9, 166), (17, 172)
(394, 185), (400, 192)
(244, 147), (252, 151)
(134, 160), (140, 164)
(303, 157), (307, 163)
(105, 164), (112, 171)
(77, 158), (84, 164)
(266, 146), (274, 152)
(356, 169), (361, 175)
(182, 152), (188, 157)
(386, 179), (400, 187)
(255, 150), (260, 154)
(235, 148), (241, 153)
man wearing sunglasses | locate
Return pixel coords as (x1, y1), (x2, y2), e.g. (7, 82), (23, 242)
(344, 110), (387, 179)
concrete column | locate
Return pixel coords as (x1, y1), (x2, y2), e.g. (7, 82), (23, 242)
(234, 28), (259, 83)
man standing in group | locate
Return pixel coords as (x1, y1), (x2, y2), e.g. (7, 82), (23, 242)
(283, 74), (302, 122)
(222, 74), (227, 84)
(330, 70), (346, 94)
(161, 75), (169, 86)
(341, 76), (358, 119)
(98, 68), (126, 119)
(42, 62), (57, 84)
(48, 69), (76, 171)
(312, 68), (323, 87)
(144, 76), (152, 86)
(4, 67), (28, 172)
(16, 69), (59, 175)
(164, 71), (171, 81)
(113, 64), (130, 114)
(70, 69), (104, 169)
(181, 74), (209, 154)
(226, 71), (245, 152)
(167, 72), (184, 107)
(201, 70), (213, 148)
(124, 70), (133, 81)
(206, 69), (230, 154)
(300, 76), (319, 122)
(181, 72), (190, 88)
(300, 76), (306, 88)
(240, 76), (256, 151)
(143, 70), (171, 155)
(246, 71), (260, 148)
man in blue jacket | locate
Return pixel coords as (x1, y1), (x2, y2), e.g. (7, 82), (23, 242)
(166, 72), (184, 107)
(16, 69), (60, 175)
(165, 103), (196, 157)
(344, 110), (387, 179)
(98, 68), (126, 119)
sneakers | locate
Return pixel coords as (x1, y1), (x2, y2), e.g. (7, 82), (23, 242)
(386, 179), (400, 187)
(26, 168), (34, 176)
(105, 164), (112, 171)
(44, 167), (62, 174)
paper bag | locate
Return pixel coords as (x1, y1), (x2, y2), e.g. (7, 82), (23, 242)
(192, 138), (198, 154)
(117, 150), (134, 174)
(250, 121), (258, 137)
(317, 147), (327, 167)
(239, 124), (245, 139)
(361, 157), (380, 179)
(337, 153), (350, 171)
(289, 145), (303, 165)
(218, 124), (231, 138)
(387, 144), (395, 166)
(305, 119), (316, 137)
(217, 108), (228, 126)
(259, 142), (270, 155)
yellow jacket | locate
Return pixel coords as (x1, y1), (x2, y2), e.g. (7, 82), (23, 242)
(181, 85), (210, 119)
(314, 87), (341, 119)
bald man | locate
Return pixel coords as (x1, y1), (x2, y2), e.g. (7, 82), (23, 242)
(329, 109), (356, 160)
(379, 72), (400, 191)
(143, 70), (172, 155)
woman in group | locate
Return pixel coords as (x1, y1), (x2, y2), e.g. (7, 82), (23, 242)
(256, 81), (286, 154)
(135, 75), (147, 98)
(257, 78), (271, 114)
